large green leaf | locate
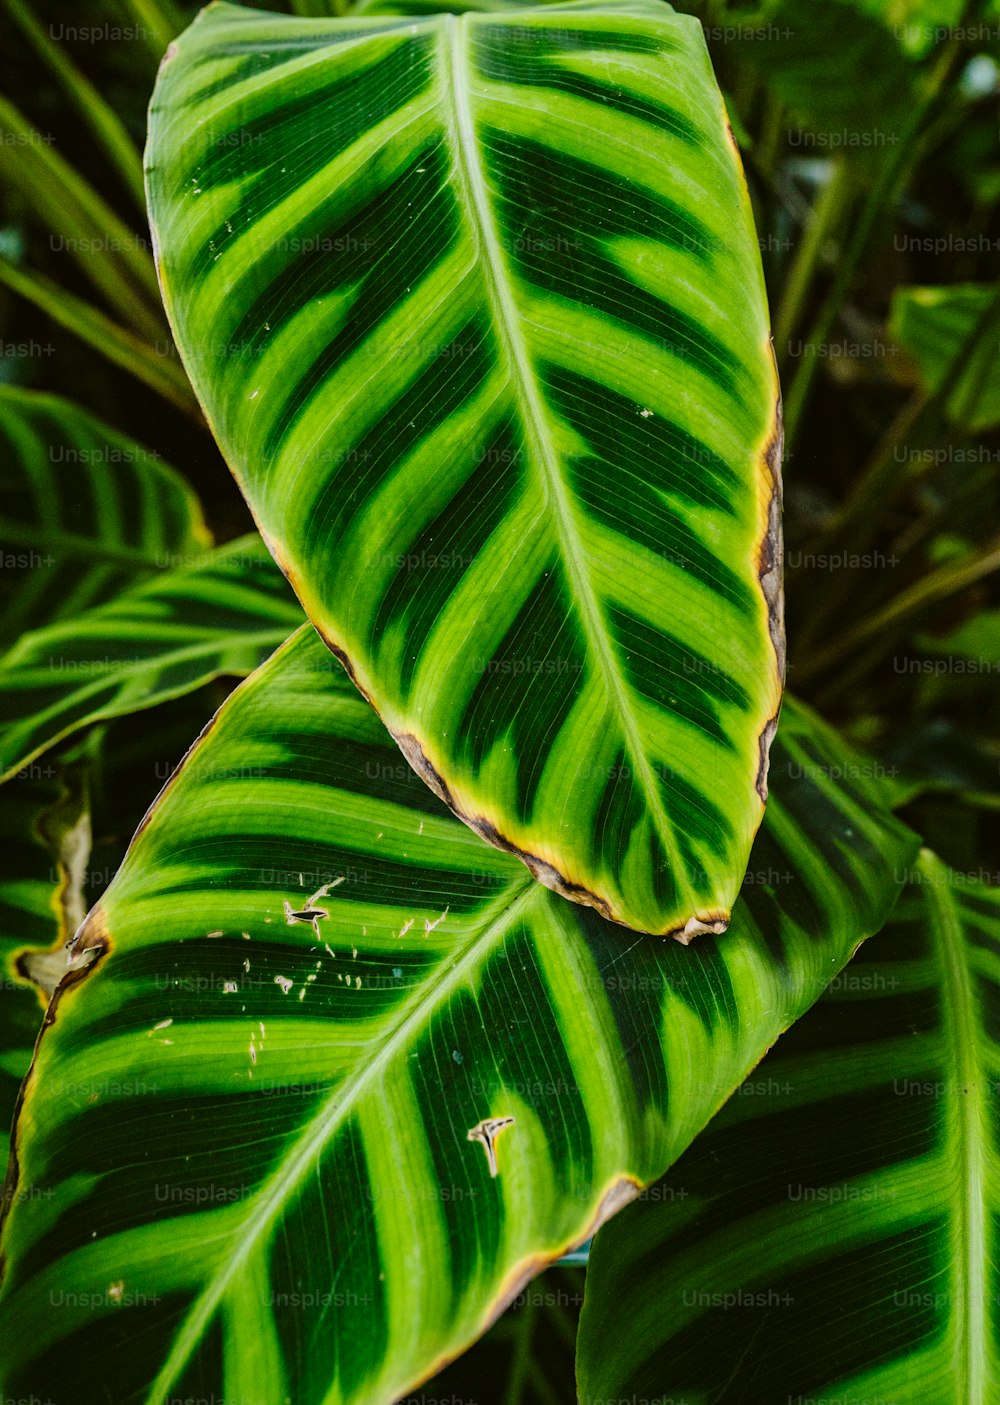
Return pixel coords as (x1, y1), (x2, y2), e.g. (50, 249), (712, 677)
(0, 387), (209, 650)
(0, 534), (303, 782)
(145, 0), (784, 939)
(578, 851), (1000, 1404)
(0, 626), (915, 1404)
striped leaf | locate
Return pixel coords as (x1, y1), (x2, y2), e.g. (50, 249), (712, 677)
(578, 852), (1000, 1405)
(0, 534), (303, 783)
(0, 627), (915, 1404)
(145, 0), (784, 938)
(0, 387), (209, 650)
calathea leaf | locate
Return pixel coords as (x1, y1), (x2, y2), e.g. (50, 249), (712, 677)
(577, 851), (1000, 1405)
(0, 534), (303, 782)
(0, 386), (209, 651)
(145, 0), (784, 939)
(0, 628), (914, 1404)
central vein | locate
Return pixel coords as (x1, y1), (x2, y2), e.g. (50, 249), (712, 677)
(442, 15), (695, 914)
(922, 848), (986, 1403)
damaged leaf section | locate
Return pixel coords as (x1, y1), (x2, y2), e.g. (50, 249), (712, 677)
(467, 1117), (515, 1178)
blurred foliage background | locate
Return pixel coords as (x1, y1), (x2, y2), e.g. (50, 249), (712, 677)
(1, 0), (1000, 1396)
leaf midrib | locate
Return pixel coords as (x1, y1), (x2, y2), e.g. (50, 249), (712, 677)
(441, 15), (697, 918)
(143, 871), (537, 1405)
(922, 848), (987, 1403)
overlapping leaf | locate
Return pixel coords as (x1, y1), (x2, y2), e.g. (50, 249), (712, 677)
(578, 853), (1000, 1404)
(0, 387), (209, 650)
(146, 0), (784, 938)
(0, 534), (303, 781)
(0, 626), (916, 1404)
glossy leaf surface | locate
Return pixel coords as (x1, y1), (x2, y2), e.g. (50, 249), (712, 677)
(0, 630), (916, 1405)
(146, 0), (784, 937)
(578, 852), (1000, 1404)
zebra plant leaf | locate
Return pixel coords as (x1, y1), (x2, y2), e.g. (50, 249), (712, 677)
(145, 0), (784, 939)
(578, 851), (999, 1405)
(0, 534), (303, 782)
(0, 628), (914, 1404)
(0, 387), (209, 651)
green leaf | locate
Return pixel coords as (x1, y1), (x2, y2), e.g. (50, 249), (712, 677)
(917, 607), (1000, 668)
(0, 627), (915, 1403)
(578, 850), (1000, 1405)
(0, 95), (163, 342)
(145, 0), (784, 939)
(890, 282), (1000, 431)
(0, 387), (210, 650)
(752, 0), (918, 151)
(816, 0), (967, 60)
(0, 535), (303, 783)
(2, 0), (147, 210)
(0, 259), (201, 418)
(0, 764), (90, 1166)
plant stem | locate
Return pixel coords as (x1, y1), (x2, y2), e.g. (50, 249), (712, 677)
(774, 157), (853, 362)
(782, 33), (970, 451)
(793, 281), (1000, 648)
